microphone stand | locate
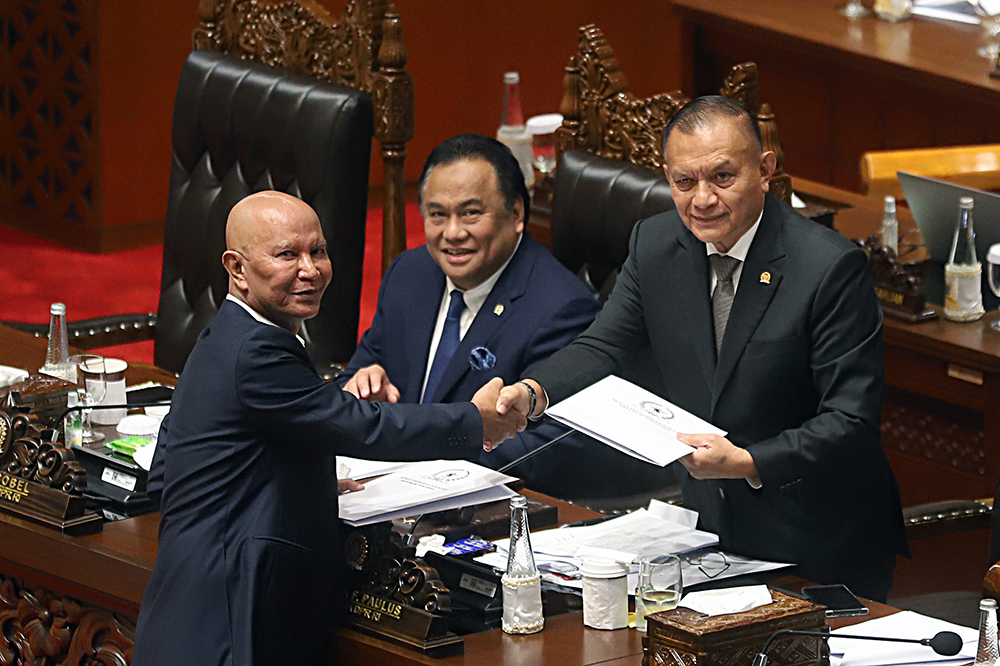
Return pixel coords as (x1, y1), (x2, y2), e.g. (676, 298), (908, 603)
(752, 628), (963, 666)
(404, 418), (575, 544)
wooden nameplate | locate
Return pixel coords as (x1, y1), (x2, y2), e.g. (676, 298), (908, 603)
(347, 590), (463, 657)
(344, 525), (463, 657)
(645, 590), (828, 666)
(0, 412), (103, 535)
(856, 235), (937, 323)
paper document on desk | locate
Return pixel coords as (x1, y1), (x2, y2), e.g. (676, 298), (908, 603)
(829, 610), (977, 666)
(546, 375), (725, 466)
(338, 459), (516, 526)
(336, 455), (418, 480)
(912, 0), (980, 25)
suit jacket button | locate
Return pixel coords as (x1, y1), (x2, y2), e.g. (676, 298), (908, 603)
(718, 487), (726, 500)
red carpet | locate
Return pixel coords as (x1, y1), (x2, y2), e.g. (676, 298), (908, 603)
(0, 204), (426, 367)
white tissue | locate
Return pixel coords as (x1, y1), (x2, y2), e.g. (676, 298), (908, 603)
(583, 575), (629, 629)
(678, 585), (773, 617)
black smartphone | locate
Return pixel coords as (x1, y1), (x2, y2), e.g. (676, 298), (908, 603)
(801, 584), (869, 618)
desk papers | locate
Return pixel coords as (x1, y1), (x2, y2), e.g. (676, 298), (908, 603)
(336, 455), (417, 480)
(546, 375), (725, 466)
(338, 459), (517, 527)
(829, 610), (977, 666)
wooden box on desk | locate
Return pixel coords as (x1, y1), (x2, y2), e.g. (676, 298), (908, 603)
(644, 591), (827, 666)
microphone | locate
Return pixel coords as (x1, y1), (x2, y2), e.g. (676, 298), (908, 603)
(751, 628), (963, 666)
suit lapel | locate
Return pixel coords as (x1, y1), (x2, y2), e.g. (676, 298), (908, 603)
(712, 197), (785, 412)
(429, 238), (534, 402)
(404, 254), (446, 403)
(673, 229), (717, 394)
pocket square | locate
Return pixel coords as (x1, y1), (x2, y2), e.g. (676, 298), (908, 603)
(469, 346), (496, 371)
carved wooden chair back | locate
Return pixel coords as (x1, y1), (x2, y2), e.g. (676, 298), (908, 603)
(194, 0), (414, 275)
(555, 24), (792, 206)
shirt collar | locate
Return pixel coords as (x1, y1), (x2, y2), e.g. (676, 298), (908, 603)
(705, 207), (764, 261)
(444, 232), (522, 315)
(225, 294), (307, 347)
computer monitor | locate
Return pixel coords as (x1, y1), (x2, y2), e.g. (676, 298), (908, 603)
(897, 171), (1000, 310)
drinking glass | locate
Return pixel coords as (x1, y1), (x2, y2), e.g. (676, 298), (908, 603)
(526, 114), (563, 176)
(68, 354), (107, 443)
(840, 0), (870, 18)
(987, 243), (1000, 331)
(637, 555), (682, 617)
(976, 1), (1000, 61)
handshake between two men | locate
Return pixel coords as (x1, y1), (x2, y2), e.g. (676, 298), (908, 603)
(344, 365), (757, 481)
(342, 364), (526, 452)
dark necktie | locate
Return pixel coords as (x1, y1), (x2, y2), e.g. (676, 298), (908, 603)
(423, 290), (466, 403)
(710, 254), (741, 353)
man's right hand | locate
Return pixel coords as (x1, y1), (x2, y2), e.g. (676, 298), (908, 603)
(496, 379), (546, 419)
(472, 378), (526, 451)
(343, 364), (400, 403)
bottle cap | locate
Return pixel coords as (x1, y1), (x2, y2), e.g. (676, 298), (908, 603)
(883, 195), (895, 214)
(510, 494), (527, 508)
(50, 303), (66, 315)
(504, 72), (520, 85)
(959, 196), (975, 209)
(982, 598), (998, 609)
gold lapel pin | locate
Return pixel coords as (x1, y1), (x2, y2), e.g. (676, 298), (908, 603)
(760, 271), (771, 284)
(494, 304), (504, 316)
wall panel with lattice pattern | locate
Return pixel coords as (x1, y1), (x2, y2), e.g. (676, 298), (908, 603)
(1, 0), (99, 241)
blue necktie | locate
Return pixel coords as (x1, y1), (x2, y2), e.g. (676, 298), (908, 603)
(423, 290), (466, 403)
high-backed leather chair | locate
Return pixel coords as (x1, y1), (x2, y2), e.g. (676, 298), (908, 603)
(153, 50), (372, 374)
(550, 25), (790, 302)
(2, 50), (373, 376)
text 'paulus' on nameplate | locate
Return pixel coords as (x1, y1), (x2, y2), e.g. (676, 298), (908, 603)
(545, 375), (726, 467)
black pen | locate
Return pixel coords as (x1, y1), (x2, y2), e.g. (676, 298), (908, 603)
(560, 514), (620, 528)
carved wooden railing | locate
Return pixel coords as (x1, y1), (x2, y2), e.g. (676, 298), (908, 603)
(193, 0), (415, 274)
(556, 25), (793, 207)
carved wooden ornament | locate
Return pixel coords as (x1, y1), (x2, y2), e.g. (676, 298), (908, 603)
(557, 25), (793, 206)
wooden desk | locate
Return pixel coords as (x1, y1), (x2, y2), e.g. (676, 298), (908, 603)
(672, 0), (1000, 192)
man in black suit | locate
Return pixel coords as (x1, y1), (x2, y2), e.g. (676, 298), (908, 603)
(133, 192), (523, 666)
(498, 96), (908, 600)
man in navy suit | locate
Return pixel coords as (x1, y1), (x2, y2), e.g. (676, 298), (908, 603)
(498, 98), (908, 600)
(337, 135), (600, 496)
(133, 192), (523, 666)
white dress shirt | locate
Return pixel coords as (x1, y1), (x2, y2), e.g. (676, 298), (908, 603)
(705, 208), (764, 297)
(419, 234), (522, 402)
(225, 293), (306, 347)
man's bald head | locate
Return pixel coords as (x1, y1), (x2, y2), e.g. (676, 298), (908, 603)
(222, 191), (332, 334)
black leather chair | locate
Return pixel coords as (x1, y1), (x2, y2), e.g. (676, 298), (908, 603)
(551, 149), (674, 303)
(4, 51), (373, 376)
(154, 50), (372, 374)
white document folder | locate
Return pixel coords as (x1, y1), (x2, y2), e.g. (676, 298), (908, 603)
(546, 375), (726, 466)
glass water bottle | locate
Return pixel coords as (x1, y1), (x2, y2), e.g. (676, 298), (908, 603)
(496, 72), (535, 188)
(41, 302), (70, 378)
(944, 197), (985, 322)
(881, 195), (898, 256)
(501, 495), (543, 634)
(975, 598), (999, 666)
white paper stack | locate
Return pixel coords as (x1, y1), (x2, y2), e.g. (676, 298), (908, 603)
(475, 500), (793, 591)
(338, 459), (517, 527)
(546, 375), (725, 466)
(829, 610), (977, 666)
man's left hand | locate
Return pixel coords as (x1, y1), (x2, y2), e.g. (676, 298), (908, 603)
(677, 433), (758, 481)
